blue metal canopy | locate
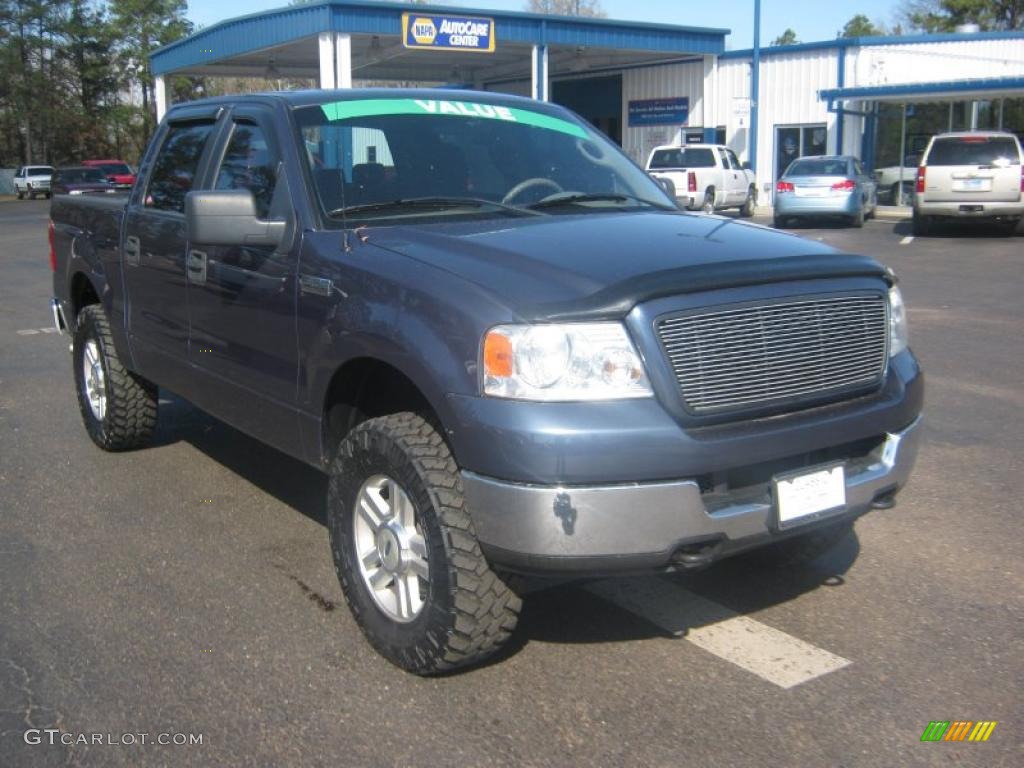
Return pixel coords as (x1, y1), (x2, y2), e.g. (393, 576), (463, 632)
(821, 76), (1024, 104)
(151, 1), (728, 77)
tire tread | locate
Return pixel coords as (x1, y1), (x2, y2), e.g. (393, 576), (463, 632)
(330, 413), (521, 674)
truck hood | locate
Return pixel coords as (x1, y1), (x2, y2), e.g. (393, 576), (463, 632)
(365, 211), (888, 320)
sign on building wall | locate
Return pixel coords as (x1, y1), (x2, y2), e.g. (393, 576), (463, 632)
(402, 13), (496, 53)
(627, 97), (689, 127)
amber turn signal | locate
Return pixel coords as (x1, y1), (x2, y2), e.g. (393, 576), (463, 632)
(483, 330), (514, 377)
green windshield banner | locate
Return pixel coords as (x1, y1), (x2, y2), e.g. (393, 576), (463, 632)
(320, 98), (587, 139)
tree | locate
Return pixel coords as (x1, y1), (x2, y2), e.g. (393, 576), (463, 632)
(839, 14), (884, 37)
(108, 0), (192, 133)
(526, 0), (607, 17)
(901, 0), (1023, 31)
(771, 28), (799, 45)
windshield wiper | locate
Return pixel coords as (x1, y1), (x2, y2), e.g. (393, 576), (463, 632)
(526, 192), (675, 211)
(327, 196), (539, 218)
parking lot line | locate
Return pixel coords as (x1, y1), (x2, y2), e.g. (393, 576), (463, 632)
(587, 577), (851, 689)
(900, 235), (914, 245)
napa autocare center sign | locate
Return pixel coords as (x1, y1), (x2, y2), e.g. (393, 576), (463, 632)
(628, 98), (690, 126)
(402, 13), (496, 53)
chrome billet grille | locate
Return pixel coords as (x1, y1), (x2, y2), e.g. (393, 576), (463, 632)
(658, 294), (888, 414)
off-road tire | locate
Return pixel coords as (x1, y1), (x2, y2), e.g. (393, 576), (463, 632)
(73, 305), (158, 451)
(328, 413), (521, 675)
(739, 187), (756, 217)
(744, 519), (855, 568)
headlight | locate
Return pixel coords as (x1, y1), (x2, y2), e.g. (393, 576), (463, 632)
(483, 322), (652, 401)
(888, 286), (908, 357)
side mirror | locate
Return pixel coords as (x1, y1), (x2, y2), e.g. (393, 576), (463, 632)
(742, 161), (752, 171)
(185, 190), (285, 248)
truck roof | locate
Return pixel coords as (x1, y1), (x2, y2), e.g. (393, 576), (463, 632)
(166, 87), (561, 115)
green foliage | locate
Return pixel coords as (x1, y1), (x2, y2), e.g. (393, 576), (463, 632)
(771, 28), (799, 45)
(902, 0), (1023, 31)
(0, 0), (194, 167)
(839, 14), (884, 37)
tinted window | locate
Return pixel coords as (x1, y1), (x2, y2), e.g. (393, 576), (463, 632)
(215, 122), (279, 219)
(97, 163), (131, 175)
(785, 158), (850, 176)
(649, 147), (716, 169)
(27, 166), (53, 176)
(926, 136), (1021, 166)
(58, 168), (107, 183)
(145, 121), (215, 212)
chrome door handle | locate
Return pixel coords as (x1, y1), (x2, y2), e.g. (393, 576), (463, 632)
(187, 250), (207, 285)
(125, 235), (141, 266)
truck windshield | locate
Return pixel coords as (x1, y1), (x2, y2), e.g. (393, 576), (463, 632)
(27, 166), (53, 176)
(294, 96), (672, 223)
(96, 163), (132, 175)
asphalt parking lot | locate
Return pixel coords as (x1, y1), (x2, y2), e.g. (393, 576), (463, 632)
(1, 199), (1021, 767)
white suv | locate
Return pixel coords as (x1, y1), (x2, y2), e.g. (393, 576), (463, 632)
(913, 132), (1023, 236)
(13, 166), (54, 200)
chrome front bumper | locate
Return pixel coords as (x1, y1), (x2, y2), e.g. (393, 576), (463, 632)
(463, 416), (923, 572)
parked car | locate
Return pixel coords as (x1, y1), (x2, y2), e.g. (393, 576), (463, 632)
(873, 154), (919, 204)
(912, 131), (1023, 236)
(49, 89), (922, 675)
(774, 155), (877, 228)
(646, 143), (757, 215)
(82, 159), (136, 190)
(51, 167), (119, 196)
(13, 165), (53, 199)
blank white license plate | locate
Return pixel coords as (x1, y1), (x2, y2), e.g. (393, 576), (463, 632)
(795, 186), (827, 197)
(775, 466), (846, 526)
(953, 178), (990, 192)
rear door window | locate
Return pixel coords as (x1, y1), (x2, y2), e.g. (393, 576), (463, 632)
(716, 147), (731, 169)
(926, 136), (1021, 167)
(145, 121), (216, 213)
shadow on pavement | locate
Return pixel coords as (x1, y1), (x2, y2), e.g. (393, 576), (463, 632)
(149, 390), (861, 660)
(152, 391), (328, 527)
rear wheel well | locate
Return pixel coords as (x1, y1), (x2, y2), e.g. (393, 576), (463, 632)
(321, 358), (440, 465)
(70, 272), (100, 325)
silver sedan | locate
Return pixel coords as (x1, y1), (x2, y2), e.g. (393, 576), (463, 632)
(773, 155), (877, 228)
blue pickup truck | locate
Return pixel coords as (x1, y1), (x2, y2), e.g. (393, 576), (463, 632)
(49, 89), (923, 674)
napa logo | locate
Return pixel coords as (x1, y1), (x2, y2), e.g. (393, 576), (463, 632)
(402, 12), (496, 53)
(409, 17), (436, 46)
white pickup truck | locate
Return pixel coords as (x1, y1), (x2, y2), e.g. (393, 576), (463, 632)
(13, 165), (54, 199)
(646, 144), (757, 215)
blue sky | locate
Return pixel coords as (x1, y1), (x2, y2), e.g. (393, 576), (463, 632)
(186, 0), (903, 50)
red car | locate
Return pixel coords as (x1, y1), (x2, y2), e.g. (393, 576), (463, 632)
(81, 159), (136, 190)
